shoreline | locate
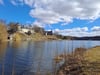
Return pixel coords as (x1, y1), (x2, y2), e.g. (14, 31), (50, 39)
(55, 46), (100, 75)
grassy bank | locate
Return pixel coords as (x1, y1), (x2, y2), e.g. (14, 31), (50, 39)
(82, 46), (100, 75)
(12, 32), (58, 41)
(13, 32), (28, 41)
(31, 33), (58, 41)
(56, 46), (100, 75)
(84, 46), (100, 62)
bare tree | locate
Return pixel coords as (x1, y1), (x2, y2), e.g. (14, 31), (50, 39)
(8, 22), (19, 34)
(33, 25), (45, 35)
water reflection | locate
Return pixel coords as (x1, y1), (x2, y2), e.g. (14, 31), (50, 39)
(0, 42), (7, 75)
(0, 40), (99, 75)
(0, 42), (7, 59)
(12, 41), (22, 48)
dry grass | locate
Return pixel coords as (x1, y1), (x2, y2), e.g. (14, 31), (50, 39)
(82, 46), (100, 75)
(84, 46), (100, 62)
(13, 32), (58, 41)
(31, 33), (57, 41)
(13, 32), (27, 41)
(57, 46), (100, 75)
(0, 23), (8, 42)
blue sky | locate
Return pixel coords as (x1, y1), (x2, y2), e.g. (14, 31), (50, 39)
(0, 0), (100, 36)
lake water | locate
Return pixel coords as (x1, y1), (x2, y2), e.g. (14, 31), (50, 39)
(0, 40), (100, 75)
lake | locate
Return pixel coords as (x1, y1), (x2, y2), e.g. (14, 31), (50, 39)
(0, 40), (100, 75)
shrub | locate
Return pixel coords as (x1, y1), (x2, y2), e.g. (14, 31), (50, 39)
(13, 32), (22, 41)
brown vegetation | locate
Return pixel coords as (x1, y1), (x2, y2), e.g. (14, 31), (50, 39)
(55, 48), (86, 75)
(84, 46), (100, 62)
(31, 33), (57, 41)
(56, 47), (100, 75)
(13, 32), (22, 41)
(0, 22), (8, 42)
(0, 42), (7, 59)
(33, 25), (45, 35)
(13, 32), (28, 41)
(8, 22), (19, 33)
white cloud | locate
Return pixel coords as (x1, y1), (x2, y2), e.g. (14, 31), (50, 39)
(11, 0), (18, 5)
(91, 26), (100, 31)
(55, 27), (88, 33)
(71, 27), (88, 32)
(53, 28), (61, 34)
(53, 27), (100, 37)
(10, 0), (100, 25)
(24, 0), (34, 7)
(0, 0), (4, 5)
(9, 0), (100, 25)
(29, 8), (64, 24)
(32, 21), (44, 27)
(22, 0), (100, 25)
(10, 0), (24, 6)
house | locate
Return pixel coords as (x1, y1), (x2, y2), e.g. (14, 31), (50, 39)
(21, 28), (30, 33)
(19, 27), (34, 34)
(45, 31), (53, 36)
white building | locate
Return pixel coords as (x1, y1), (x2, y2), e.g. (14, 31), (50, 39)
(17, 25), (34, 34)
(21, 28), (30, 33)
(20, 28), (34, 34)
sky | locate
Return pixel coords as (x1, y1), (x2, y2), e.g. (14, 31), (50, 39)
(0, 0), (100, 37)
